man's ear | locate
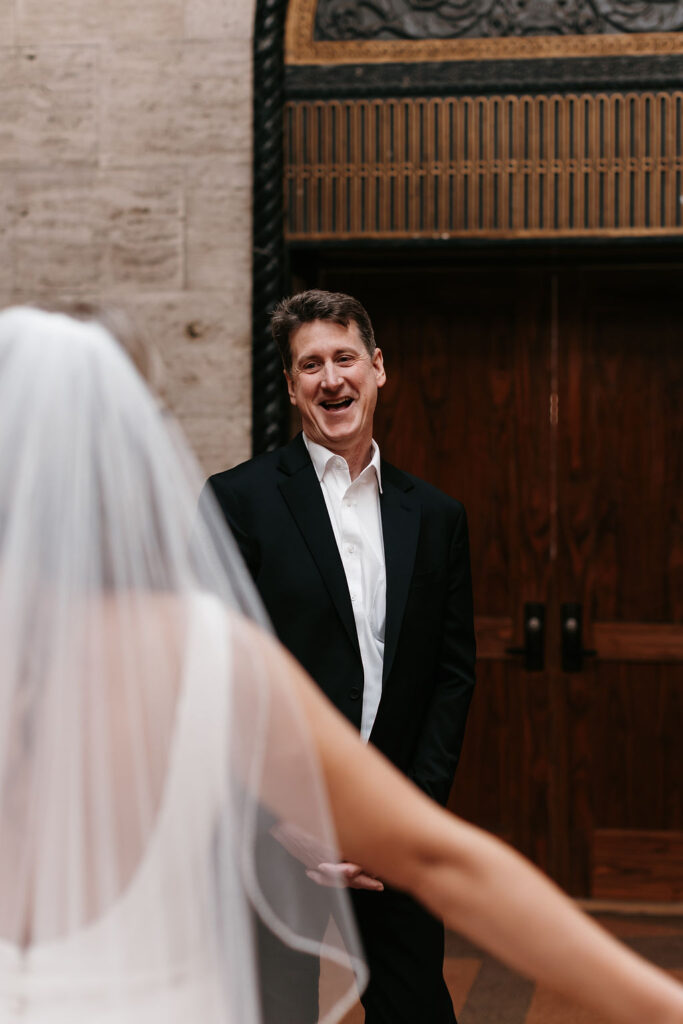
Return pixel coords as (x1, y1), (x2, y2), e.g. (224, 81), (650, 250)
(373, 348), (386, 389)
(284, 369), (297, 406)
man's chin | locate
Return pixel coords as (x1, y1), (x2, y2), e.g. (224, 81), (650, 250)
(313, 416), (358, 442)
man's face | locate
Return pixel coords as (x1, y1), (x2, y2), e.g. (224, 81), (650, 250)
(285, 319), (386, 456)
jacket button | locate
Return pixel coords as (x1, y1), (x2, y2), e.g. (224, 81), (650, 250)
(349, 687), (361, 700)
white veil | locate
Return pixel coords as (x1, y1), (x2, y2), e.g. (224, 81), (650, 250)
(0, 307), (367, 1023)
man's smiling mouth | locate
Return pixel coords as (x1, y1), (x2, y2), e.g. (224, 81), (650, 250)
(320, 398), (353, 411)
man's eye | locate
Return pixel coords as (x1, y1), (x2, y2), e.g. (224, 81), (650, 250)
(301, 362), (318, 372)
(338, 355), (354, 364)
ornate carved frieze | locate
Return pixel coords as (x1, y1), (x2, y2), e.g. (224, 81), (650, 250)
(286, 0), (683, 63)
(313, 0), (683, 42)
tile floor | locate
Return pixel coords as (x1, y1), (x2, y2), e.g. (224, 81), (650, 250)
(339, 912), (683, 1023)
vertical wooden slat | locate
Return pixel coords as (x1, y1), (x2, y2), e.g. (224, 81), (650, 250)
(588, 95), (600, 229)
(648, 93), (661, 228)
(499, 96), (511, 232)
(653, 93), (666, 228)
(484, 97), (496, 231)
(573, 95), (585, 230)
(408, 100), (419, 233)
(391, 99), (403, 233)
(448, 98), (458, 232)
(612, 94), (627, 230)
(557, 94), (570, 231)
(540, 95), (552, 231)
(322, 101), (334, 235)
(664, 93), (676, 227)
(424, 98), (436, 232)
(437, 98), (450, 233)
(516, 96), (529, 232)
(601, 94), (615, 229)
(332, 100), (344, 235)
(631, 93), (644, 228)
(295, 101), (306, 235)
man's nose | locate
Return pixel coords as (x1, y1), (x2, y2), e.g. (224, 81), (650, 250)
(320, 361), (342, 387)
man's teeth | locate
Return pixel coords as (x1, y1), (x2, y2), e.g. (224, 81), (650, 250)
(322, 398), (352, 410)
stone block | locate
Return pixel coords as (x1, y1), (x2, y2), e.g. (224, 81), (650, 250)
(102, 41), (251, 168)
(0, 175), (15, 294)
(12, 173), (102, 292)
(182, 414), (251, 477)
(0, 2), (14, 44)
(184, 0), (254, 42)
(99, 171), (185, 290)
(16, 0), (184, 43)
(115, 290), (252, 472)
(185, 156), (252, 290)
(0, 46), (98, 168)
(108, 289), (251, 418)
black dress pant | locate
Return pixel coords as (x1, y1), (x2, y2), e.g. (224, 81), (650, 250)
(256, 912), (321, 1024)
(352, 887), (457, 1024)
(255, 886), (456, 1024)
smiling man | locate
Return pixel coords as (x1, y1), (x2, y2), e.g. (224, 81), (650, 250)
(206, 290), (476, 1024)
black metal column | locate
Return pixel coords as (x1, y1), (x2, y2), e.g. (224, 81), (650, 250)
(252, 0), (290, 454)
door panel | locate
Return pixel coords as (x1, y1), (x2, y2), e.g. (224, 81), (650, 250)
(314, 261), (682, 898)
(558, 269), (683, 897)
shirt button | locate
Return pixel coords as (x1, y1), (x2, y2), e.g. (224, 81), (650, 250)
(349, 687), (361, 700)
(350, 592), (357, 602)
(347, 543), (355, 554)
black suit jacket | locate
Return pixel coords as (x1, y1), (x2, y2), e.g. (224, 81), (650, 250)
(207, 434), (476, 806)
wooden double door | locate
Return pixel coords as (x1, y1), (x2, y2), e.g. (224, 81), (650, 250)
(311, 260), (682, 900)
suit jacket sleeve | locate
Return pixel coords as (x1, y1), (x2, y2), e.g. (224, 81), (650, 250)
(202, 475), (261, 579)
(408, 506), (476, 806)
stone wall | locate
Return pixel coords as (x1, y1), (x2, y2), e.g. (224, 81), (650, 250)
(1, 0), (255, 474)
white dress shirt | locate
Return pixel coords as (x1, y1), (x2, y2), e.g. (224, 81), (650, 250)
(303, 434), (386, 741)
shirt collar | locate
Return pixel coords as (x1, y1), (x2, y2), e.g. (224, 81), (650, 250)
(303, 434), (383, 492)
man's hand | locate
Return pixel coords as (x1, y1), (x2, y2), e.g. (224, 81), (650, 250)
(306, 861), (384, 891)
(269, 823), (383, 889)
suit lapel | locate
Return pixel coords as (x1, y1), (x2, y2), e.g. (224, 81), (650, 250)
(277, 436), (361, 661)
(380, 463), (420, 684)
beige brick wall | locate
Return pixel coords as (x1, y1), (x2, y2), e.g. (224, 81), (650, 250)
(1, 0), (255, 474)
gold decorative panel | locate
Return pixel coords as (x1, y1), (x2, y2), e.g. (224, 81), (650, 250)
(284, 92), (683, 240)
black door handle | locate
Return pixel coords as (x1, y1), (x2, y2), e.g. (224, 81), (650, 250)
(506, 602), (545, 671)
(561, 603), (597, 672)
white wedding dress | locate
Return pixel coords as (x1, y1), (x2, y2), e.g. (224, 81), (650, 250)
(0, 594), (232, 1024)
(0, 308), (365, 1024)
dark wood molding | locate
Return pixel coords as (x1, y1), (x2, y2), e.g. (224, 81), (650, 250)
(592, 830), (683, 901)
(287, 54), (683, 99)
(593, 622), (683, 661)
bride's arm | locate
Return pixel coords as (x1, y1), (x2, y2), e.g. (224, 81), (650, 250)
(266, 635), (683, 1024)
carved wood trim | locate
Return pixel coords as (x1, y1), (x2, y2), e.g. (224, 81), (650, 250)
(284, 92), (683, 240)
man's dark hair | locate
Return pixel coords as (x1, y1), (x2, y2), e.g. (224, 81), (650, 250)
(270, 289), (376, 372)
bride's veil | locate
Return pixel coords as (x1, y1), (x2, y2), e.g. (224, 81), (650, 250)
(0, 306), (367, 1022)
